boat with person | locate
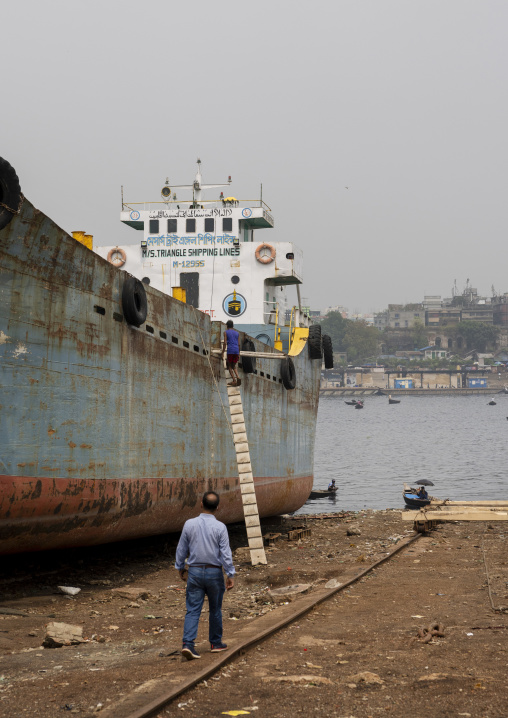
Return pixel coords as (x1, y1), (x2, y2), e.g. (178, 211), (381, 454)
(308, 488), (338, 500)
(403, 481), (434, 508)
(0, 157), (333, 555)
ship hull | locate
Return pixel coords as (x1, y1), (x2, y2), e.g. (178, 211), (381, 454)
(0, 196), (320, 554)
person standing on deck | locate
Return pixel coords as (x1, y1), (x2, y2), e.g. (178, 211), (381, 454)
(175, 491), (235, 660)
(222, 319), (241, 387)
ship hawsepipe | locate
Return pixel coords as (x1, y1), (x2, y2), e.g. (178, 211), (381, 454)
(0, 157), (321, 554)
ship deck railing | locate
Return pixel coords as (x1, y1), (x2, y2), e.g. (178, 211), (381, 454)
(122, 199), (273, 212)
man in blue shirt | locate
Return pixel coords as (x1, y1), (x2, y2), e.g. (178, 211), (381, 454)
(175, 491), (235, 660)
(222, 320), (241, 387)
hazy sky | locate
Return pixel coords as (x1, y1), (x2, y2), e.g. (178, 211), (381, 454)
(3, 1), (507, 314)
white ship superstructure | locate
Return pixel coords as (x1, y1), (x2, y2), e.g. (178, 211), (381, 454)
(95, 161), (306, 343)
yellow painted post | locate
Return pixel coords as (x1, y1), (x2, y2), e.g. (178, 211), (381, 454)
(172, 287), (186, 303)
(72, 231), (93, 250)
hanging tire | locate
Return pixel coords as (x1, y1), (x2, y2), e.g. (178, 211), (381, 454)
(308, 324), (322, 360)
(241, 338), (256, 374)
(0, 157), (22, 231)
(323, 334), (334, 369)
(122, 276), (147, 327)
(281, 357), (296, 390)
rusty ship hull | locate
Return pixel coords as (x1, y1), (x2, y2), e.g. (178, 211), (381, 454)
(0, 195), (320, 555)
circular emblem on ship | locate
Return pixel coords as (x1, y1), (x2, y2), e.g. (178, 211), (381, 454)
(130, 210), (141, 221)
(223, 291), (247, 317)
(242, 208), (252, 218)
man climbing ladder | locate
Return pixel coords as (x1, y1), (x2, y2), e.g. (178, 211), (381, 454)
(222, 320), (241, 387)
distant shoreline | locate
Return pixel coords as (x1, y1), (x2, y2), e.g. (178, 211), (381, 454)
(320, 387), (504, 397)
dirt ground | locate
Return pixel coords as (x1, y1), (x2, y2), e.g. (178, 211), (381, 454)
(1, 510), (507, 718)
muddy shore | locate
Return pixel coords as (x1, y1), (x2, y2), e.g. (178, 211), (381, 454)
(1, 510), (507, 718)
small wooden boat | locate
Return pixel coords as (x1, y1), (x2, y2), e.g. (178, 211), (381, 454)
(488, 400), (497, 406)
(344, 400), (358, 406)
(403, 490), (431, 508)
(308, 488), (338, 500)
(388, 398), (400, 404)
(354, 401), (364, 409)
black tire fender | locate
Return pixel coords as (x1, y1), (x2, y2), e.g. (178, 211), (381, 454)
(122, 276), (148, 327)
(281, 357), (296, 390)
(241, 338), (256, 374)
(323, 334), (334, 369)
(0, 157), (22, 231)
(308, 324), (323, 360)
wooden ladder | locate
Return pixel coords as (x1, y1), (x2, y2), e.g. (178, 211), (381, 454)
(227, 384), (267, 565)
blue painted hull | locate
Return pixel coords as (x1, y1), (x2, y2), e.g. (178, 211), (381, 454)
(0, 196), (321, 554)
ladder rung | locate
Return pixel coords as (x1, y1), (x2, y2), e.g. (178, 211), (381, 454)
(245, 515), (260, 528)
(249, 548), (267, 565)
(246, 526), (262, 539)
(236, 452), (250, 464)
(238, 463), (252, 474)
(233, 432), (248, 443)
(248, 536), (264, 549)
(239, 472), (253, 484)
(231, 414), (245, 425)
(229, 395), (242, 406)
(240, 483), (255, 495)
(242, 494), (258, 505)
(230, 404), (244, 416)
(235, 442), (250, 454)
(232, 423), (246, 434)
(243, 503), (260, 516)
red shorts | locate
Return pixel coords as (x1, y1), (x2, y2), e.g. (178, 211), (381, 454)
(227, 354), (239, 365)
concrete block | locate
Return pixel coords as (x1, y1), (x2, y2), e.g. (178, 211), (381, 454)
(43, 622), (84, 648)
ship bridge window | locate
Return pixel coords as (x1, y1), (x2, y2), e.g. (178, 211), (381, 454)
(286, 252), (294, 260)
(149, 219), (159, 234)
(167, 218), (177, 233)
(205, 218), (214, 232)
(186, 218), (196, 233)
(222, 218), (233, 232)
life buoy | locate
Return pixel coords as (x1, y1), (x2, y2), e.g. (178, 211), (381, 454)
(255, 243), (276, 264)
(107, 247), (127, 267)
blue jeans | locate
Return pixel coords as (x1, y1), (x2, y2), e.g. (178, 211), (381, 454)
(182, 567), (225, 647)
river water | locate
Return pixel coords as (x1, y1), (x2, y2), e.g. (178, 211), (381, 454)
(297, 394), (508, 514)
